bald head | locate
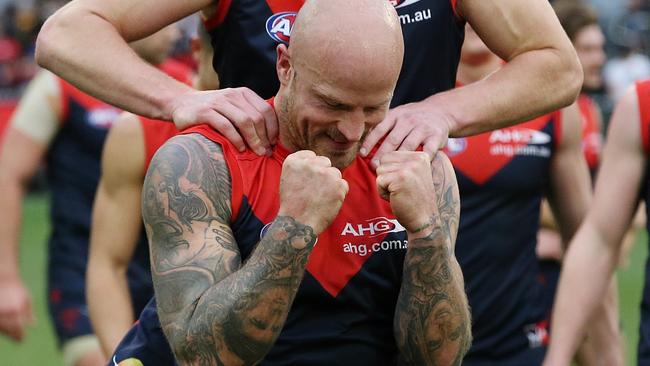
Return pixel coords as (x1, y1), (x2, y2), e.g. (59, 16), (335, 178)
(274, 0), (405, 169)
(289, 0), (404, 87)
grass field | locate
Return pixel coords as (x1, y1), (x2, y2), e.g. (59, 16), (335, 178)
(0, 193), (648, 365)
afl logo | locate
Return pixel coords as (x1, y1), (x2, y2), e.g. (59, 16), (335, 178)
(389, 0), (422, 9)
(265, 12), (296, 44)
(445, 138), (467, 156)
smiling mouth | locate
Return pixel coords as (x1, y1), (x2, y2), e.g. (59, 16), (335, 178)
(326, 137), (356, 151)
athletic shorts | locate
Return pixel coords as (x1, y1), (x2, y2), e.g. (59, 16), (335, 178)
(110, 298), (177, 366)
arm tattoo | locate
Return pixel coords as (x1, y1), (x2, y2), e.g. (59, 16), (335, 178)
(394, 154), (471, 365)
(142, 134), (317, 365)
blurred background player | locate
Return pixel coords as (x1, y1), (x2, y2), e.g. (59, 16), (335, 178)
(35, 0), (582, 164)
(86, 23), (217, 358)
(0, 25), (190, 366)
(450, 24), (620, 364)
(544, 78), (650, 365)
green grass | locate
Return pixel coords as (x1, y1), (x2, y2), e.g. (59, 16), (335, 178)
(0, 193), (647, 365)
(618, 230), (648, 366)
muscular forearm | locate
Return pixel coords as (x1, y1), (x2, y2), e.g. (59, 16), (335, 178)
(439, 49), (580, 137)
(159, 216), (317, 365)
(546, 222), (620, 364)
(394, 217), (471, 365)
(36, 5), (192, 120)
(0, 177), (26, 278)
(87, 263), (135, 357)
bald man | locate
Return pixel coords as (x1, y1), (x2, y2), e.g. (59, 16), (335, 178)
(111, 2), (470, 365)
(36, 0), (581, 162)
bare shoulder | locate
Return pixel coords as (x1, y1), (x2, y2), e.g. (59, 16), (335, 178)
(144, 132), (234, 224)
(607, 84), (642, 152)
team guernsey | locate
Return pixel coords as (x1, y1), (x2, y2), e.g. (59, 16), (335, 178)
(111, 124), (411, 365)
(578, 93), (602, 176)
(204, 0), (464, 104)
(636, 79), (650, 363)
(46, 61), (191, 344)
(445, 111), (561, 363)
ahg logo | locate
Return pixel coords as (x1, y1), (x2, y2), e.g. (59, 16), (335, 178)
(341, 217), (406, 237)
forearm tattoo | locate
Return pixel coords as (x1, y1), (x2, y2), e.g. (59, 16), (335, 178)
(394, 155), (471, 365)
(142, 134), (317, 365)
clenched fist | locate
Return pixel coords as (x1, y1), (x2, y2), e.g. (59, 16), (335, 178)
(376, 151), (436, 234)
(278, 151), (349, 234)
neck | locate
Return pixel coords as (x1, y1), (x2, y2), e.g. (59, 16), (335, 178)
(457, 54), (502, 85)
(275, 93), (298, 152)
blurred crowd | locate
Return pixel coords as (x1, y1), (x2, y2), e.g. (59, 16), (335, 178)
(0, 0), (196, 99)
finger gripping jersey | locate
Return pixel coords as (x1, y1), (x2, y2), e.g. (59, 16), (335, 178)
(113, 124), (413, 365)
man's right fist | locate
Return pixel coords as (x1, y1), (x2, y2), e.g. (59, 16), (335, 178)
(278, 151), (348, 234)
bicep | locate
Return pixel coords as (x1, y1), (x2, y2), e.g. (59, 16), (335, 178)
(64, 0), (213, 41)
(589, 89), (646, 247)
(142, 134), (241, 321)
(460, 0), (569, 61)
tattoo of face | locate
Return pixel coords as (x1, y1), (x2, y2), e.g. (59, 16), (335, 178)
(395, 154), (470, 365)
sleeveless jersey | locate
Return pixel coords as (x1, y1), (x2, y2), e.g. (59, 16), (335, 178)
(578, 93), (602, 175)
(445, 111), (561, 359)
(635, 79), (650, 362)
(113, 124), (413, 365)
(46, 62), (191, 292)
(139, 116), (180, 174)
(204, 0), (464, 104)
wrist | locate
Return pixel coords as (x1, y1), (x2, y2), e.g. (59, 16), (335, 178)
(0, 268), (21, 282)
(405, 215), (437, 240)
(422, 93), (458, 136)
(268, 215), (318, 250)
(158, 82), (195, 122)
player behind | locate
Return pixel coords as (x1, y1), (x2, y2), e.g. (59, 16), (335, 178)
(451, 24), (619, 364)
(113, 1), (470, 365)
(0, 26), (188, 366)
(86, 24), (217, 357)
(535, 2), (624, 365)
(35, 0), (583, 163)
(543, 72), (650, 363)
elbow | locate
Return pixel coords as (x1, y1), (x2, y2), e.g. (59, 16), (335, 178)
(554, 47), (584, 108)
(35, 12), (64, 69)
(35, 5), (82, 70)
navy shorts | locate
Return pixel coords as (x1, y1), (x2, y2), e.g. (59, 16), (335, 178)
(48, 267), (152, 346)
(110, 298), (177, 366)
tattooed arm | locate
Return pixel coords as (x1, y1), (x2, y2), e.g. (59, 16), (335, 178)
(377, 152), (470, 365)
(142, 137), (347, 365)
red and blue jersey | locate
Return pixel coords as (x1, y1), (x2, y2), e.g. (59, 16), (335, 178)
(578, 94), (602, 176)
(112, 124), (412, 365)
(445, 112), (562, 361)
(204, 0), (464, 104)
